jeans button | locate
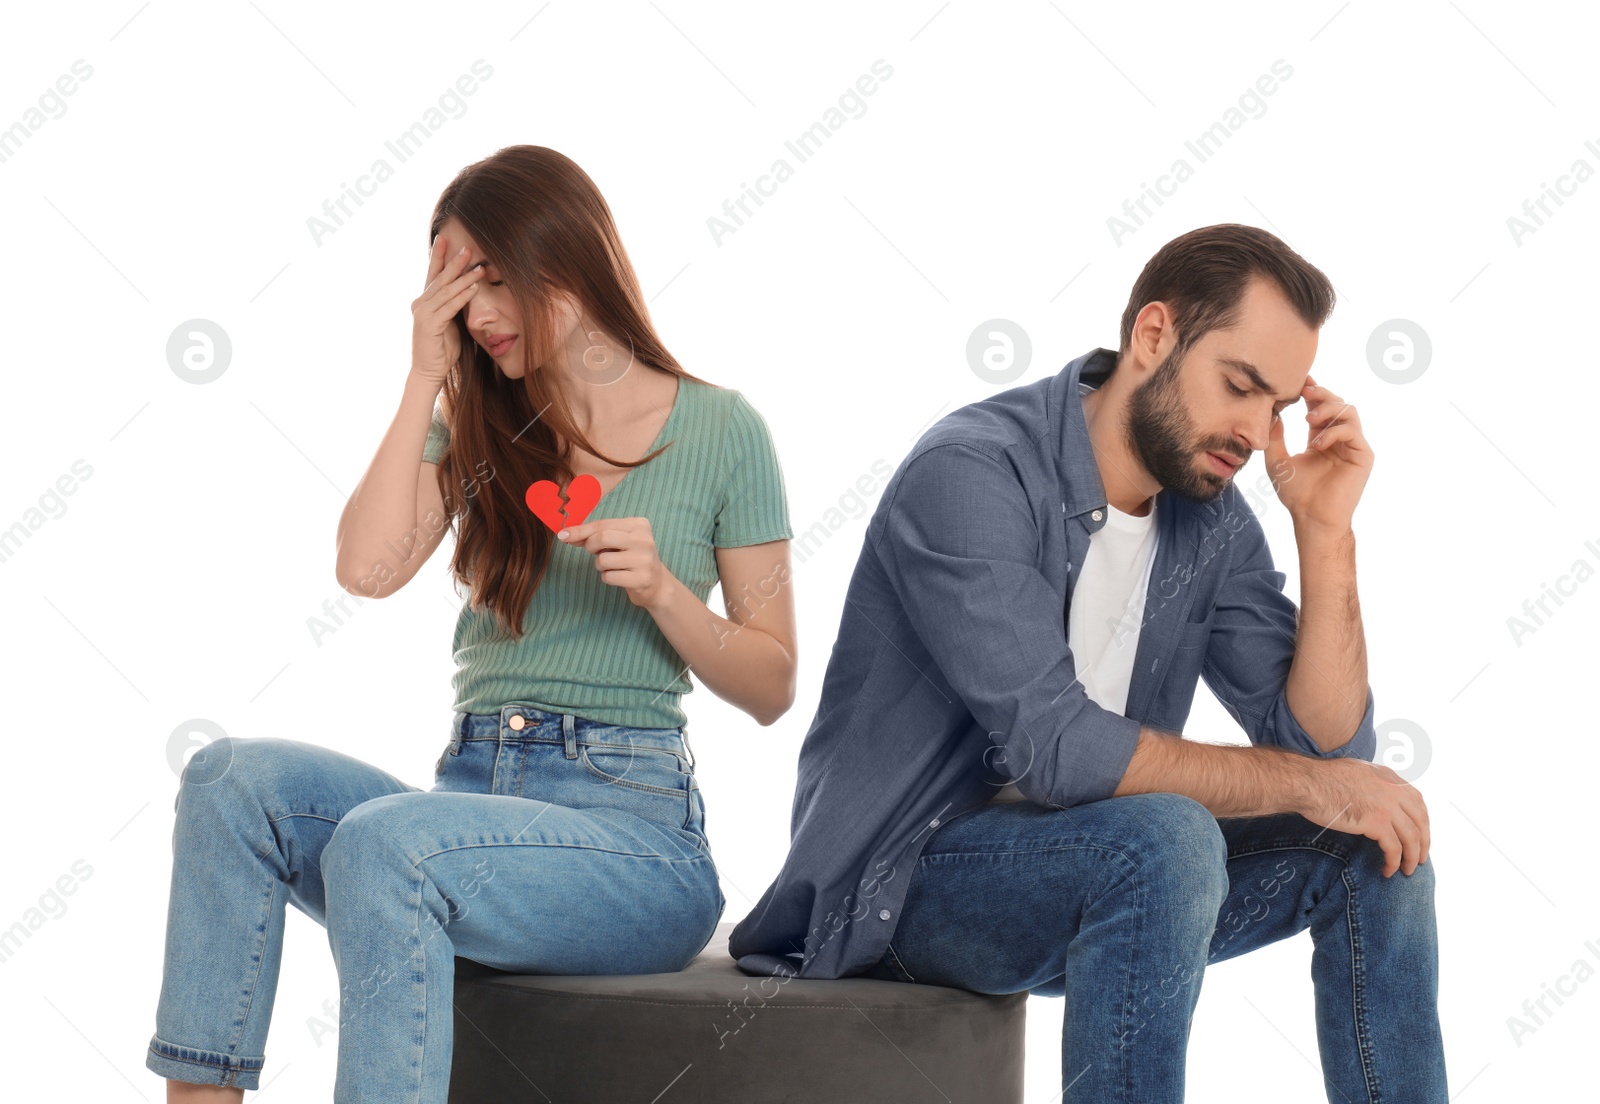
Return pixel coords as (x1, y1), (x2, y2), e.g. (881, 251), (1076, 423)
(508, 715), (526, 730)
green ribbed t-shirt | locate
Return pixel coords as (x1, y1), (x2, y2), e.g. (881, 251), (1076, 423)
(422, 376), (793, 729)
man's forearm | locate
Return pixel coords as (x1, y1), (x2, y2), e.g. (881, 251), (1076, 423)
(1111, 725), (1313, 818)
(1287, 523), (1369, 753)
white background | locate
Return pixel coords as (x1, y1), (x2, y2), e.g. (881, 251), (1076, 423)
(2, 1), (1595, 1099)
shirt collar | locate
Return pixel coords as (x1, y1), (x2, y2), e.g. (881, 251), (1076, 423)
(1051, 346), (1119, 526)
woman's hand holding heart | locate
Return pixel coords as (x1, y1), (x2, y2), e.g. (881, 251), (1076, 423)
(556, 516), (671, 611)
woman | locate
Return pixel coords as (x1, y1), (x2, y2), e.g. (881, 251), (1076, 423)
(146, 145), (797, 1102)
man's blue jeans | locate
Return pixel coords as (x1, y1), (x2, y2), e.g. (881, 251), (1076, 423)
(856, 792), (1445, 1102)
(145, 705), (724, 1101)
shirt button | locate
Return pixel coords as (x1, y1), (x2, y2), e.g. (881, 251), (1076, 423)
(878, 909), (891, 921)
(1091, 509), (1103, 521)
(508, 715), (526, 731)
(930, 818), (940, 827)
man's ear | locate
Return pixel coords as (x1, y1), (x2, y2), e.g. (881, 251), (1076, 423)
(1126, 301), (1177, 377)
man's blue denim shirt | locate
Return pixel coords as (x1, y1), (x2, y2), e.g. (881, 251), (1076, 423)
(728, 346), (1378, 981)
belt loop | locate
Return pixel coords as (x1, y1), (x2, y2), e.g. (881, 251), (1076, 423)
(449, 714), (464, 756)
(681, 722), (696, 771)
(563, 712), (578, 759)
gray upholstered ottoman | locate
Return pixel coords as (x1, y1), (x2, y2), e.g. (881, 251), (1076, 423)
(447, 921), (1027, 1102)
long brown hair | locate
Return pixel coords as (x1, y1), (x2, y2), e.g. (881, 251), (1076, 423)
(1118, 223), (1337, 364)
(428, 145), (711, 639)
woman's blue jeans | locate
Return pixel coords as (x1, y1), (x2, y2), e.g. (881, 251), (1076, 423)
(857, 792), (1446, 1103)
(145, 704), (725, 1101)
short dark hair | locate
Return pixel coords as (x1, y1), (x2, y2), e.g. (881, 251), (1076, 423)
(1117, 223), (1336, 361)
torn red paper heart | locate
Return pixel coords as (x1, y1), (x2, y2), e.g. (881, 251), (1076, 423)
(525, 475), (602, 533)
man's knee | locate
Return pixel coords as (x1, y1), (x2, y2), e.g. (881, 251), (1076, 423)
(1351, 833), (1438, 904)
(1108, 793), (1229, 904)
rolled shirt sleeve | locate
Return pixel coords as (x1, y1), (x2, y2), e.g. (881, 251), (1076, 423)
(1201, 494), (1377, 762)
(873, 442), (1141, 808)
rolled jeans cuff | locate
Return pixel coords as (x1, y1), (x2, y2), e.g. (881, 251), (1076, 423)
(146, 1035), (264, 1090)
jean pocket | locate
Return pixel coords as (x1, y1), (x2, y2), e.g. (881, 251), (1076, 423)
(859, 941), (915, 984)
(883, 940), (917, 984)
(579, 744), (691, 798)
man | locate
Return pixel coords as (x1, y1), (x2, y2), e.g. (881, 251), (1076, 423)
(728, 224), (1445, 1102)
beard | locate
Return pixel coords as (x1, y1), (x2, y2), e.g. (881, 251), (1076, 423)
(1123, 345), (1239, 505)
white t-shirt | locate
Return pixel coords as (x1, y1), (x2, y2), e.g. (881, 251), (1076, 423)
(989, 495), (1159, 803)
